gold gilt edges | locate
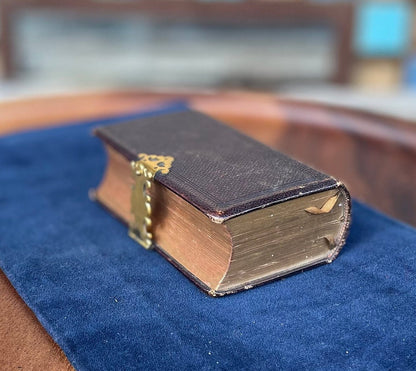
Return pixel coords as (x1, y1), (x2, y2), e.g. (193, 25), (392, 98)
(129, 153), (174, 249)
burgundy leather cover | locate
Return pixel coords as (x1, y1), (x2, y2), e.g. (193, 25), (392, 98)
(95, 110), (340, 221)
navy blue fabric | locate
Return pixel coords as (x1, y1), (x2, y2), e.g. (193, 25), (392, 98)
(1, 104), (415, 371)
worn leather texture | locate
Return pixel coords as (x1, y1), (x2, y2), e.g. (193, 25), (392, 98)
(95, 110), (339, 220)
(1, 104), (416, 370)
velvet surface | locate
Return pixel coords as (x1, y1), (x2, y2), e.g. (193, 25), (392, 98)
(0, 104), (415, 370)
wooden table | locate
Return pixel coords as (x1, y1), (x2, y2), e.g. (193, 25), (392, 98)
(1, 90), (415, 369)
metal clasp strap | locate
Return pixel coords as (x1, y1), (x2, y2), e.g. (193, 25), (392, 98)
(129, 161), (155, 249)
(128, 154), (174, 249)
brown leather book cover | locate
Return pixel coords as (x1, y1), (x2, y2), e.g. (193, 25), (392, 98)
(93, 110), (351, 295)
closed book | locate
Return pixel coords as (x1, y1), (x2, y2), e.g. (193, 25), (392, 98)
(93, 110), (351, 296)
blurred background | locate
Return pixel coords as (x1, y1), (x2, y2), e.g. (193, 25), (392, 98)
(0, 0), (415, 119)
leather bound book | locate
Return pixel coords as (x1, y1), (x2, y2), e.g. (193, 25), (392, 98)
(93, 110), (351, 296)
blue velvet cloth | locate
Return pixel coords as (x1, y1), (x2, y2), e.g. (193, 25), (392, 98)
(1, 103), (415, 370)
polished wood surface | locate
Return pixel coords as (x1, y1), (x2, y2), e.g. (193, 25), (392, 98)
(1, 90), (415, 369)
(0, 272), (73, 370)
(1, 90), (415, 225)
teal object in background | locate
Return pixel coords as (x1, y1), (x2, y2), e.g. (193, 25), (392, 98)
(355, 1), (412, 57)
(404, 54), (416, 89)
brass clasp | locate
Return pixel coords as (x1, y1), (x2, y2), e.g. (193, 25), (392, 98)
(129, 161), (155, 249)
(128, 153), (174, 249)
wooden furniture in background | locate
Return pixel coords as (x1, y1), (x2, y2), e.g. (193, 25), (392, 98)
(1, 90), (415, 370)
(1, 90), (415, 226)
(0, 0), (354, 83)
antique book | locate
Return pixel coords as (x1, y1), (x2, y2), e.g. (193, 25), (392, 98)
(92, 110), (351, 296)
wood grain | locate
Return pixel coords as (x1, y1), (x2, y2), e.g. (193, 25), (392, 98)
(0, 270), (73, 371)
(198, 96), (416, 227)
(0, 90), (415, 369)
(1, 90), (415, 225)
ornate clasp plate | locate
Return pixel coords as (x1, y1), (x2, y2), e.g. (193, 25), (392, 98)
(128, 153), (174, 249)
